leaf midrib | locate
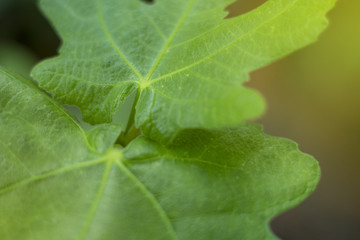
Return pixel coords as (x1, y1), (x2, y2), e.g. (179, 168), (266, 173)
(141, 0), (197, 86)
(0, 157), (107, 196)
(97, 0), (144, 81)
(96, 0), (198, 91)
(147, 0), (300, 86)
(77, 158), (115, 240)
(0, 150), (178, 239)
(115, 159), (178, 240)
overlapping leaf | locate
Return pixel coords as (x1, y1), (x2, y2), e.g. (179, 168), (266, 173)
(0, 69), (319, 239)
(31, 0), (335, 142)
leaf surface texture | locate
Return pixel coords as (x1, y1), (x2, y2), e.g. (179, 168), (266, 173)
(32, 0), (335, 141)
(0, 69), (320, 239)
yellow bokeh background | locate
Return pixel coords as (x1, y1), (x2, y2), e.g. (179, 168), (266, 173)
(229, 0), (360, 238)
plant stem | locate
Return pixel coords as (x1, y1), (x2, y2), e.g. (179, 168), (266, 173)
(116, 88), (141, 146)
(116, 124), (141, 147)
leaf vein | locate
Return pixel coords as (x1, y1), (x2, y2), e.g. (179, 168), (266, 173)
(77, 159), (114, 240)
(97, 0), (143, 80)
(144, 0), (197, 83)
(42, 70), (137, 87)
(0, 141), (34, 176)
(149, 1), (299, 85)
(115, 159), (178, 240)
(0, 157), (107, 196)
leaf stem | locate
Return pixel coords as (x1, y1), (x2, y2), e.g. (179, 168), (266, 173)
(125, 88), (140, 134)
(116, 88), (142, 146)
(117, 124), (141, 147)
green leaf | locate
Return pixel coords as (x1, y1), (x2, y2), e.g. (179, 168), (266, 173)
(0, 67), (98, 185)
(31, 0), (335, 142)
(0, 68), (319, 239)
(121, 126), (320, 240)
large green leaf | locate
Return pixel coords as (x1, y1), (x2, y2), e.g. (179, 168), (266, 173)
(31, 0), (335, 142)
(1, 68), (319, 239)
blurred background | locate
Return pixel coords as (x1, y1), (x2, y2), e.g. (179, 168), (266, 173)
(0, 0), (359, 239)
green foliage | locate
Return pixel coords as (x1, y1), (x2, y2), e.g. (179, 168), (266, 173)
(0, 68), (319, 239)
(32, 0), (334, 142)
(0, 0), (335, 239)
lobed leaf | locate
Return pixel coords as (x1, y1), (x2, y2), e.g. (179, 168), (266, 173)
(31, 0), (335, 142)
(0, 69), (320, 239)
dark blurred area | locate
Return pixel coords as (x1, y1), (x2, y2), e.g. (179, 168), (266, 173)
(0, 0), (59, 74)
(0, 0), (359, 239)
